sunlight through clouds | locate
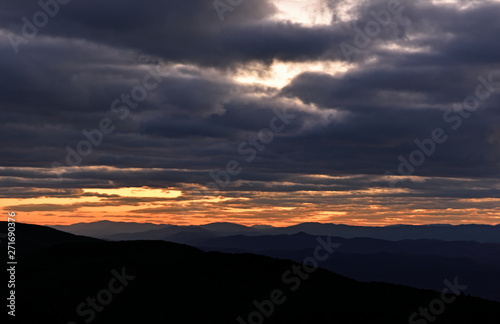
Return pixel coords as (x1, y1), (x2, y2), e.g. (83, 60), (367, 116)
(233, 60), (354, 88)
(271, 0), (332, 26)
(82, 187), (182, 199)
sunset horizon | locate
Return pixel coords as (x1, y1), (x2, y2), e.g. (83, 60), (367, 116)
(4, 178), (500, 227)
(2, 0), (500, 230)
(2, 0), (500, 322)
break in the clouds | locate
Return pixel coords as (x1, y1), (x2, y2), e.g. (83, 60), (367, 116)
(0, 0), (500, 226)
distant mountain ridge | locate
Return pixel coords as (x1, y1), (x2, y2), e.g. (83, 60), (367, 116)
(51, 221), (500, 243)
(191, 232), (500, 302)
(52, 220), (168, 237)
(195, 232), (500, 264)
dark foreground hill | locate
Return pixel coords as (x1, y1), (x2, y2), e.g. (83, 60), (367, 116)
(0, 221), (102, 252)
(7, 241), (500, 323)
(2, 223), (500, 323)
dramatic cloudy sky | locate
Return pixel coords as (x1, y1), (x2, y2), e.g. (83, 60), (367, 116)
(1, 0), (500, 226)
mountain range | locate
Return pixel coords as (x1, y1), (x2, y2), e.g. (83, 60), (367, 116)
(2, 222), (500, 324)
(51, 221), (500, 302)
(52, 221), (500, 243)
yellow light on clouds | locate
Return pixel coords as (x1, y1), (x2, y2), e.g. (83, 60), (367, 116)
(233, 60), (354, 88)
(272, 0), (332, 26)
(82, 187), (182, 198)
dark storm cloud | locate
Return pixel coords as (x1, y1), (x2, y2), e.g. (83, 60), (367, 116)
(0, 0), (408, 66)
(0, 0), (499, 208)
(1, 0), (332, 66)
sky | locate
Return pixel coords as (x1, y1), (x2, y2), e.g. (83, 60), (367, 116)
(1, 0), (500, 226)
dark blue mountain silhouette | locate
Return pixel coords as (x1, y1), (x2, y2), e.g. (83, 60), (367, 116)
(5, 223), (500, 324)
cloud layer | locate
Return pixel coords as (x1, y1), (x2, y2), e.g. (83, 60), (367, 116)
(0, 0), (499, 225)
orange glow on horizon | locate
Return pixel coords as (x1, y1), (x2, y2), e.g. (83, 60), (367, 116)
(1, 181), (500, 228)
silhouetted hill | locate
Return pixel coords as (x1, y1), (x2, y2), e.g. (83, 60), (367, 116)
(267, 223), (500, 243)
(193, 233), (500, 301)
(195, 232), (500, 265)
(0, 222), (102, 253)
(200, 222), (259, 234)
(43, 222), (500, 301)
(104, 225), (216, 242)
(52, 220), (168, 237)
(15, 240), (500, 324)
(100, 223), (262, 242)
